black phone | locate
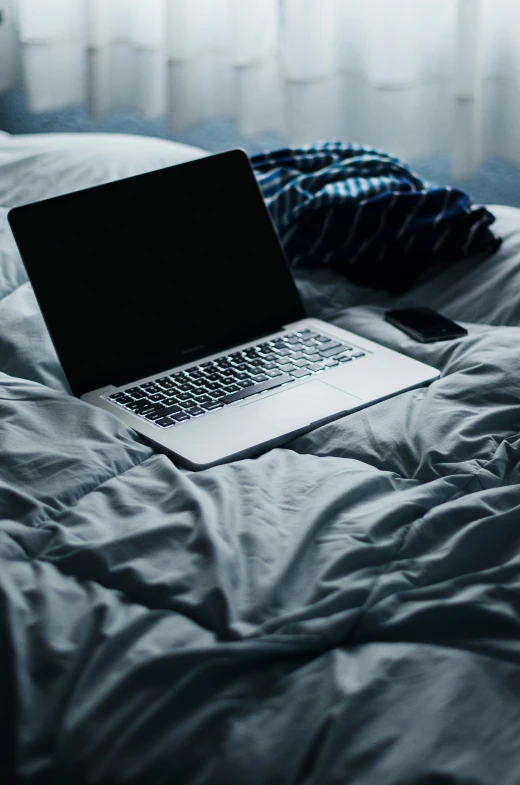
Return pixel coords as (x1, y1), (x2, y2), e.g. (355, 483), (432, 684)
(384, 307), (467, 343)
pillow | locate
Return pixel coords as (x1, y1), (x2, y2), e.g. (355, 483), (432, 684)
(0, 131), (208, 208)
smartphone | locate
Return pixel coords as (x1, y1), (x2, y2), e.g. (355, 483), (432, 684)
(384, 307), (468, 343)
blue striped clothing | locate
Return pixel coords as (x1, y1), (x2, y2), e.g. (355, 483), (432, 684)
(251, 141), (501, 291)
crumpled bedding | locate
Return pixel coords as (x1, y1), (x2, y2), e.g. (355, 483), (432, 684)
(1, 132), (520, 785)
(252, 141), (501, 291)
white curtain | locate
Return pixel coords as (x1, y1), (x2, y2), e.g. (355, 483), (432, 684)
(1, 0), (520, 176)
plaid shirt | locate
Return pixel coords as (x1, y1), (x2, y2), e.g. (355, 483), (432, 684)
(251, 140), (501, 291)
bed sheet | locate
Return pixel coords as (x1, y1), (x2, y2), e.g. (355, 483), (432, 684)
(1, 132), (520, 785)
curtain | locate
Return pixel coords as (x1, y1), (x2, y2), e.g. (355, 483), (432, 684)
(1, 0), (520, 176)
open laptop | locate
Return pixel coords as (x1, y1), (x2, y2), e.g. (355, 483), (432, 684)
(8, 149), (439, 470)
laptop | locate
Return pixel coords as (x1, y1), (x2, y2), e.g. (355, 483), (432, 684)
(8, 149), (439, 470)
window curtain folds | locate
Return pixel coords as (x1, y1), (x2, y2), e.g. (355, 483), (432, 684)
(1, 0), (520, 176)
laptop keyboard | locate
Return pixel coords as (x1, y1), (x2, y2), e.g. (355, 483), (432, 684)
(107, 328), (366, 429)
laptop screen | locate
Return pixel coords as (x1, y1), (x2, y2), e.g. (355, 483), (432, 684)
(9, 150), (305, 396)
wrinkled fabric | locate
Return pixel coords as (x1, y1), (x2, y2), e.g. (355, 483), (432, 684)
(252, 141), (501, 290)
(1, 133), (520, 785)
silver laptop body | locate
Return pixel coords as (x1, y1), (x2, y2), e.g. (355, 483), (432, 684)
(83, 316), (438, 468)
(9, 149), (439, 470)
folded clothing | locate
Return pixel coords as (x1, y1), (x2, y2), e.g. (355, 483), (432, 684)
(251, 140), (501, 292)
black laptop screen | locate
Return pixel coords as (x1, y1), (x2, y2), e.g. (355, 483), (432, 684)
(9, 150), (305, 396)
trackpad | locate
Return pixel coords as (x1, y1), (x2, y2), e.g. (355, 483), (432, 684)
(241, 379), (360, 432)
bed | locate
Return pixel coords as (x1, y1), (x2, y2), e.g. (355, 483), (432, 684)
(1, 130), (520, 785)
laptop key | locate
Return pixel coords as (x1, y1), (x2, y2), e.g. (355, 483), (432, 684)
(171, 412), (191, 423)
(220, 373), (293, 404)
(163, 397), (181, 407)
(145, 411), (169, 421)
(186, 407), (205, 417)
(317, 338), (342, 348)
(125, 395), (147, 404)
(205, 402), (223, 411)
(126, 398), (152, 411)
(319, 344), (347, 358)
(153, 404), (183, 418)
(314, 334), (332, 343)
(156, 417), (176, 428)
(126, 391), (146, 401)
(252, 374), (268, 383)
(240, 379), (254, 388)
(144, 384), (162, 396)
(132, 399), (162, 411)
(290, 368), (312, 378)
(278, 363), (297, 373)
